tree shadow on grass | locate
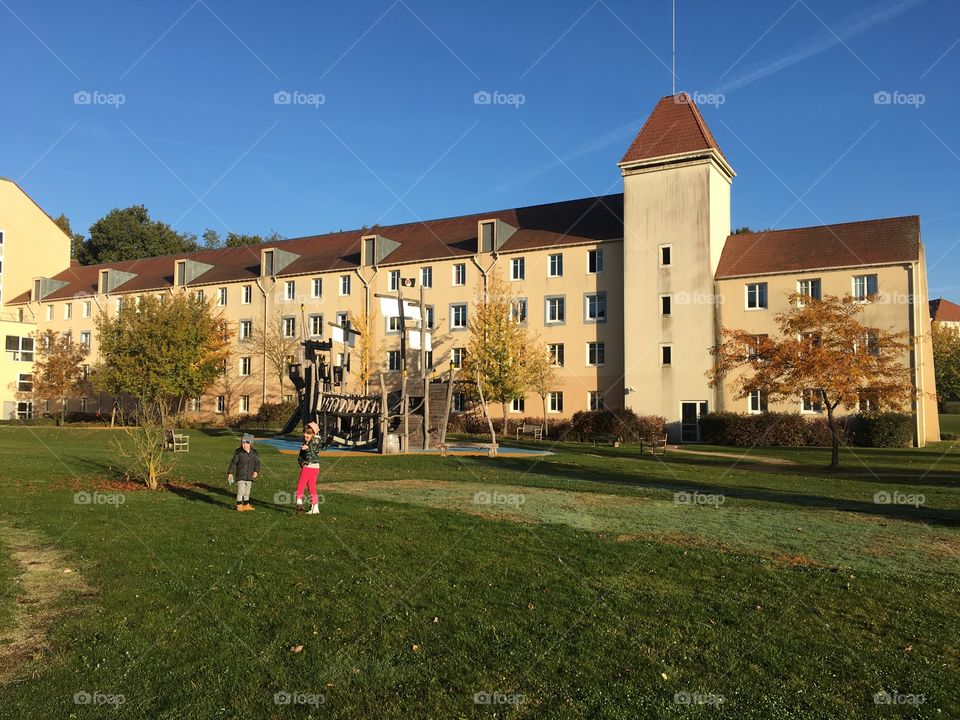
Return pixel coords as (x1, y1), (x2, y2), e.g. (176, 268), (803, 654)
(469, 457), (960, 528)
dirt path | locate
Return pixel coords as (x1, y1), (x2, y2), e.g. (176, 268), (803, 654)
(0, 521), (87, 683)
(669, 448), (800, 466)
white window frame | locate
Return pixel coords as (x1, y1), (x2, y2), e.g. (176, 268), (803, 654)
(388, 270), (400, 292)
(218, 287), (228, 306)
(584, 292), (607, 323)
(797, 278), (821, 302)
(748, 389), (767, 414)
(545, 296), (565, 325)
(510, 397), (525, 413)
(511, 257), (525, 281)
(239, 395), (250, 414)
(242, 285), (253, 304)
(852, 274), (878, 302)
(216, 396), (225, 414)
(309, 314), (324, 338)
(452, 263), (466, 286)
(238, 320), (253, 341)
(46, 305), (53, 321)
(745, 282), (768, 310)
(548, 391), (564, 414)
(548, 253), (563, 278)
(660, 344), (673, 367)
(587, 341), (605, 367)
(802, 388), (824, 414)
(340, 274), (351, 296)
(239, 357), (252, 376)
(312, 278), (322, 298)
(660, 294), (672, 316)
(450, 303), (467, 330)
(388, 350), (401, 372)
(420, 267), (432, 288)
(284, 280), (296, 301)
(588, 391), (604, 411)
(451, 347), (465, 369)
(548, 343), (564, 367)
(82, 300), (91, 318)
(659, 244), (672, 267)
(282, 316), (296, 338)
(64, 303), (72, 320)
(79, 331), (91, 349)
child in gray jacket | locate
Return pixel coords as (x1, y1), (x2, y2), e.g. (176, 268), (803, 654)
(227, 433), (260, 512)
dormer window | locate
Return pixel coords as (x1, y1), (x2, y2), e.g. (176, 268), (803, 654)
(263, 250), (275, 276)
(361, 234), (400, 267)
(260, 247), (299, 277)
(476, 219), (517, 254)
(33, 279), (41, 301)
(100, 270), (110, 294)
(480, 221), (495, 253)
(176, 261), (186, 286)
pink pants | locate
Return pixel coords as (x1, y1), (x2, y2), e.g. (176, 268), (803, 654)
(296, 466), (319, 504)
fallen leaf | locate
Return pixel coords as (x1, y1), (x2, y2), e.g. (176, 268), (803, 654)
(412, 644), (420, 652)
(661, 672), (668, 680)
(433, 617), (439, 624)
(63, 568), (73, 574)
(289, 645), (304, 653)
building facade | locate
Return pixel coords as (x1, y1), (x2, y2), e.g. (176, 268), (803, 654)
(0, 95), (941, 444)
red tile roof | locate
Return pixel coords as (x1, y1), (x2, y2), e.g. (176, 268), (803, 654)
(620, 93), (727, 165)
(715, 216), (920, 279)
(930, 297), (960, 322)
(7, 194), (624, 304)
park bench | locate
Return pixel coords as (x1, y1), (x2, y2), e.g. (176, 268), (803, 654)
(164, 429), (189, 453)
(640, 434), (668, 455)
(437, 442), (498, 458)
(516, 423), (543, 442)
(590, 434), (621, 448)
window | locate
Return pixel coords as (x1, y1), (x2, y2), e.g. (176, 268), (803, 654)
(189, 397), (201, 413)
(452, 392), (466, 412)
(588, 391), (604, 411)
(79, 397), (87, 413)
(660, 344), (673, 366)
(660, 294), (672, 316)
(748, 389), (768, 413)
(587, 342), (605, 366)
(282, 317), (296, 338)
(240, 396), (250, 413)
(312, 278), (322, 298)
(242, 285), (252, 304)
(309, 314), (323, 337)
(176, 262), (186, 286)
(239, 357), (252, 376)
(386, 316), (402, 334)
(548, 253), (563, 277)
(5, 335), (34, 362)
(340, 275), (351, 296)
(745, 282), (768, 309)
(336, 311), (348, 328)
(451, 347), (465, 368)
(511, 397), (525, 413)
(263, 250), (275, 276)
(548, 343), (564, 367)
(16, 401), (33, 420)
(238, 320), (252, 340)
(81, 365), (89, 381)
(64, 303), (72, 320)
(388, 270), (400, 291)
(659, 245), (672, 267)
(216, 396), (225, 414)
(284, 280), (296, 301)
(545, 296), (565, 324)
(859, 389), (879, 414)
(17, 373), (32, 392)
(82, 301), (91, 318)
(802, 388), (824, 413)
(585, 292), (607, 323)
(511, 257), (525, 281)
(388, 350), (401, 371)
(747, 334), (769, 361)
(511, 298), (527, 324)
(858, 331), (880, 356)
(548, 391), (564, 413)
(195, 289), (204, 303)
(452, 263), (466, 286)
(79, 331), (91, 349)
(426, 305), (435, 330)
(588, 249), (604, 274)
(218, 287), (228, 306)
(797, 278), (821, 302)
(853, 274), (878, 301)
(420, 267), (432, 288)
(423, 351), (433, 370)
(450, 303), (467, 330)
(46, 305), (53, 321)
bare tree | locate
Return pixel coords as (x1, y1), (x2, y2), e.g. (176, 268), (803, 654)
(251, 310), (301, 401)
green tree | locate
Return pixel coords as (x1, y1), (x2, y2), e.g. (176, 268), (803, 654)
(708, 294), (913, 468)
(526, 338), (557, 435)
(53, 213), (90, 264)
(31, 330), (88, 424)
(932, 321), (960, 408)
(84, 206), (197, 264)
(200, 229), (283, 249)
(462, 271), (536, 429)
(94, 293), (232, 423)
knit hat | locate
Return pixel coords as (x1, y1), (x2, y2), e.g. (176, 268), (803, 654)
(306, 422), (320, 435)
(241, 433), (254, 444)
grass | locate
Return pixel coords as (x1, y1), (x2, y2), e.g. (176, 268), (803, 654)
(0, 427), (957, 718)
(940, 413), (960, 435)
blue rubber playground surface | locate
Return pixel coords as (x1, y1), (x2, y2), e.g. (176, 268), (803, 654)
(254, 437), (554, 457)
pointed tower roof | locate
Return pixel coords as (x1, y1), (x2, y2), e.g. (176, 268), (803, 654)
(619, 93), (729, 169)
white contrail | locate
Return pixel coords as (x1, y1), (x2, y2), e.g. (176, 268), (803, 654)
(715, 0), (925, 94)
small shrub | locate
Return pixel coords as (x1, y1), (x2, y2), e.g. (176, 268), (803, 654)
(570, 409), (666, 443)
(699, 412), (850, 447)
(853, 412), (913, 448)
(250, 400), (299, 428)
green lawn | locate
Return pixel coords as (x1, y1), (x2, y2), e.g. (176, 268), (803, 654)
(940, 413), (960, 435)
(0, 427), (957, 719)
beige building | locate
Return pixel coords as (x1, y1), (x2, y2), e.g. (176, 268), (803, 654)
(0, 178), (72, 419)
(0, 94), (942, 444)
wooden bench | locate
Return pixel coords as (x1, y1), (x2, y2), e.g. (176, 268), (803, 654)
(516, 423), (543, 442)
(640, 434), (667, 455)
(164, 429), (189, 452)
(437, 442), (498, 458)
(591, 434), (621, 447)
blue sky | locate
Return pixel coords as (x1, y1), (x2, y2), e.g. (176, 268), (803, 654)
(1, 0), (959, 296)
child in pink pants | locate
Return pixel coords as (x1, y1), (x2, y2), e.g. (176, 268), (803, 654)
(296, 422), (322, 514)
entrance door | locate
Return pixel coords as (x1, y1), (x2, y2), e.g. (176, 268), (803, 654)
(680, 401), (708, 443)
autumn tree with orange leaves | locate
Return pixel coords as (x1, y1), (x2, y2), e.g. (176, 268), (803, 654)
(708, 294), (914, 468)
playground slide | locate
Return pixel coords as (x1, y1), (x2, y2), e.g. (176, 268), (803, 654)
(276, 406), (302, 437)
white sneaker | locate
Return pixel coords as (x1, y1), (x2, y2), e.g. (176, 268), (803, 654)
(307, 504), (320, 515)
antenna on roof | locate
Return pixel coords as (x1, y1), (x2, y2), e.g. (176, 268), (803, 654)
(672, 0), (676, 95)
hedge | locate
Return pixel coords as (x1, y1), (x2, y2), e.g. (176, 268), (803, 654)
(699, 411), (914, 448)
(570, 409), (666, 443)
